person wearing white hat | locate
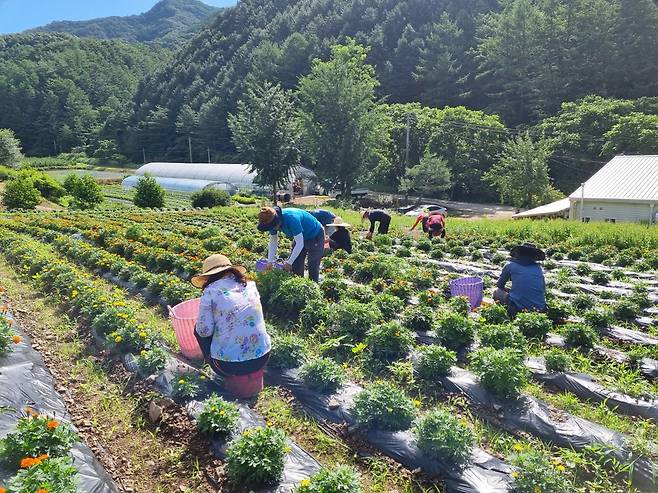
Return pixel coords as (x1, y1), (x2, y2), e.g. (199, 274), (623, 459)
(192, 254), (271, 377)
(310, 209), (353, 253)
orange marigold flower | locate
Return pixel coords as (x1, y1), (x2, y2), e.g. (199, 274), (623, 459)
(37, 489), (49, 493)
(20, 457), (36, 468)
(12, 335), (21, 344)
(0, 486), (6, 493)
(46, 420), (60, 430)
(7, 319), (14, 326)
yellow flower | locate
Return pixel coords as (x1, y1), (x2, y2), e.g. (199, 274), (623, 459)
(394, 331), (401, 337)
(266, 421), (273, 427)
(283, 446), (291, 454)
(178, 379), (186, 385)
(71, 290), (78, 297)
(534, 487), (541, 493)
(140, 350), (148, 357)
(556, 465), (566, 472)
(511, 471), (519, 478)
(219, 410), (225, 416)
(139, 332), (147, 338)
(114, 335), (123, 343)
(413, 399), (421, 408)
(513, 443), (523, 452)
(300, 479), (311, 487)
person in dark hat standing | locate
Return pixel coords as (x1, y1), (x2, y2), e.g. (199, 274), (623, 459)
(493, 242), (547, 317)
(257, 206), (325, 282)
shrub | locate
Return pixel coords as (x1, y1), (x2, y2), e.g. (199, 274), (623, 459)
(256, 269), (290, 311)
(344, 284), (375, 304)
(299, 298), (329, 334)
(629, 284), (652, 309)
(544, 348), (571, 373)
(63, 174), (103, 209)
(133, 174), (165, 208)
(402, 305), (435, 332)
(436, 314), (475, 350)
(510, 450), (572, 493)
(562, 323), (598, 350)
(6, 456), (78, 493)
(365, 321), (414, 363)
(478, 324), (527, 351)
(226, 427), (288, 486)
(296, 465), (362, 493)
(299, 358), (346, 393)
(479, 303), (510, 325)
(612, 299), (641, 321)
(320, 278), (348, 302)
(514, 312), (552, 340)
(271, 276), (323, 318)
(0, 413), (77, 468)
(269, 333), (308, 369)
(590, 271), (610, 285)
(546, 298), (572, 324)
(171, 372), (204, 400)
(2, 176), (41, 210)
(470, 347), (528, 399)
(416, 239), (432, 252)
(430, 246), (444, 259)
(414, 345), (456, 381)
(583, 309), (612, 329)
(372, 292), (405, 319)
(137, 346), (167, 375)
(330, 301), (381, 340)
(574, 263), (592, 276)
(353, 381), (416, 431)
(0, 316), (18, 356)
(191, 188), (231, 208)
(413, 408), (474, 464)
(449, 296), (471, 316)
(572, 293), (595, 311)
(197, 394), (240, 437)
(383, 280), (414, 302)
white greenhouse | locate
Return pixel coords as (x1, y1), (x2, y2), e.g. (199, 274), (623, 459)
(122, 162), (318, 195)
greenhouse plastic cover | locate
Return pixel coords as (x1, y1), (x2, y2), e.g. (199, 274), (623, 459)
(0, 321), (117, 493)
(135, 163), (257, 185)
(121, 175), (237, 193)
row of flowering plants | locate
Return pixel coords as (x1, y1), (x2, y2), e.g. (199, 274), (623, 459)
(0, 311), (20, 357)
(0, 409), (78, 493)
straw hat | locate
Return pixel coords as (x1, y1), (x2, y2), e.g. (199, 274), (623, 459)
(191, 254), (247, 288)
(330, 216), (351, 228)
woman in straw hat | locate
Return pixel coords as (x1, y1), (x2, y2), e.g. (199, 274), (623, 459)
(192, 254), (271, 377)
(493, 242), (547, 317)
(310, 209), (353, 253)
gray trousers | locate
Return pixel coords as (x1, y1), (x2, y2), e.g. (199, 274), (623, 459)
(292, 231), (324, 282)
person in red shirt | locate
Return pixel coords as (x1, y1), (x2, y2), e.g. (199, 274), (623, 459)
(411, 210), (446, 238)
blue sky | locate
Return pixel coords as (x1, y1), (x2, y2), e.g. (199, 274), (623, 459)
(0, 0), (235, 34)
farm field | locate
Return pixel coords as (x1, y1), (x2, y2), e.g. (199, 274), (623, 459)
(1, 207), (658, 493)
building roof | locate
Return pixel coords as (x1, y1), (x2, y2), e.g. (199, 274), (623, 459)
(569, 155), (658, 202)
(513, 198), (570, 218)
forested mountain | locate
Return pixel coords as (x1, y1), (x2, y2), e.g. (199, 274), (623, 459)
(130, 0), (658, 166)
(0, 33), (169, 157)
(31, 0), (221, 46)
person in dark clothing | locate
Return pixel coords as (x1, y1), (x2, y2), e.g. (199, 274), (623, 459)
(494, 242), (547, 317)
(363, 209), (391, 239)
(310, 210), (353, 253)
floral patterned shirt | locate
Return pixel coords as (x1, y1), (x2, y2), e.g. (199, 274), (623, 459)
(195, 276), (271, 362)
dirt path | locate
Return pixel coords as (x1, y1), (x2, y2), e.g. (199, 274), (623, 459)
(0, 260), (223, 493)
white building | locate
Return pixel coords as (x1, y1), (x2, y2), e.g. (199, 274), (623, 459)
(568, 155), (658, 224)
(122, 162), (317, 195)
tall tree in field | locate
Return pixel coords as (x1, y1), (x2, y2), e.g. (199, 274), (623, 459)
(484, 132), (561, 209)
(297, 40), (388, 197)
(0, 129), (23, 168)
(228, 80), (301, 202)
(399, 152), (452, 198)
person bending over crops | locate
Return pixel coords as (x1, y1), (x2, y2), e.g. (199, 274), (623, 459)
(192, 254), (271, 377)
(493, 242), (546, 317)
(411, 210), (446, 238)
(258, 206), (325, 282)
(310, 209), (353, 253)
(362, 209), (391, 239)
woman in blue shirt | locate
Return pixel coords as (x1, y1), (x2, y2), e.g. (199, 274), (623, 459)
(258, 206), (325, 282)
(494, 242), (547, 317)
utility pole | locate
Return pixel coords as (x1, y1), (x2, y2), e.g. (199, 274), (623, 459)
(142, 148), (146, 164)
(207, 147), (211, 163)
(188, 136), (193, 164)
(404, 112), (411, 170)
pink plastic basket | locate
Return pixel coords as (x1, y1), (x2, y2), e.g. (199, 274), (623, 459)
(224, 370), (265, 399)
(168, 298), (204, 360)
(449, 276), (484, 311)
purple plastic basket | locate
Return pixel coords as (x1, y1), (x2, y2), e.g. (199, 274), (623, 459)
(449, 276), (484, 310)
(255, 259), (284, 272)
